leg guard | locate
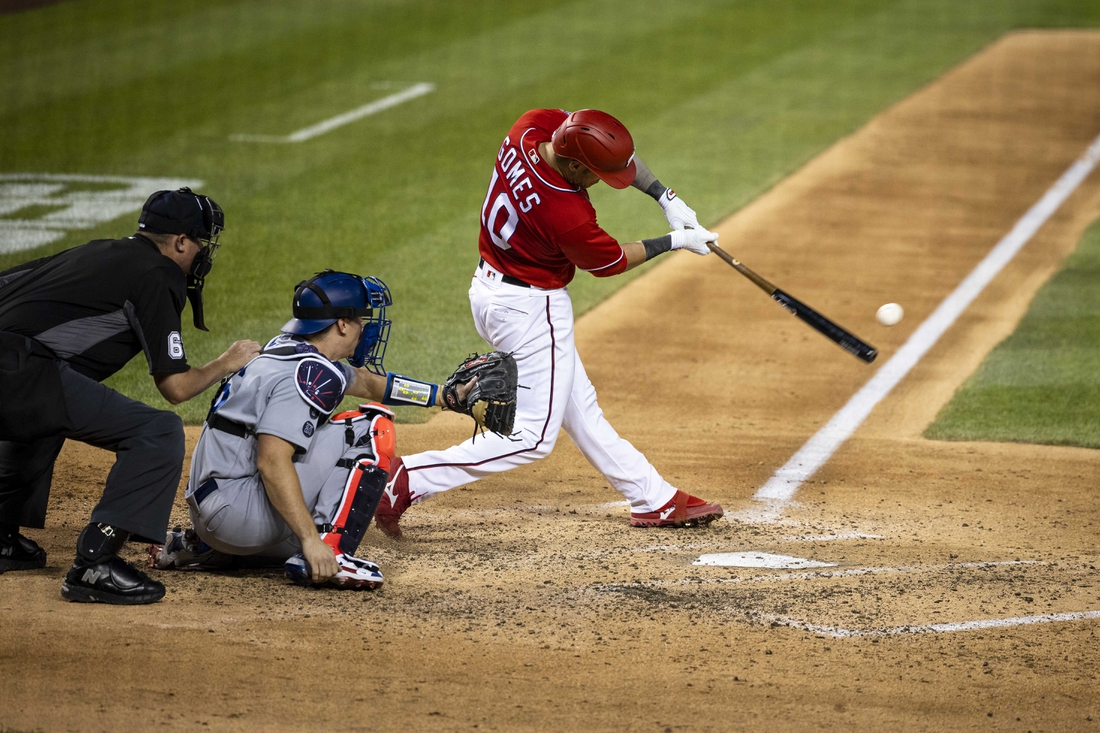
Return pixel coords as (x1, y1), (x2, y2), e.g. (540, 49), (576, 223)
(319, 462), (388, 555)
(330, 402), (396, 473)
(316, 404), (396, 555)
(75, 522), (129, 562)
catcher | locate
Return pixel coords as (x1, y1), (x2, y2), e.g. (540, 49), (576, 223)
(150, 270), (516, 588)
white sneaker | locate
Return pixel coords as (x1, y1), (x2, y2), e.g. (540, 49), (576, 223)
(284, 552), (383, 590)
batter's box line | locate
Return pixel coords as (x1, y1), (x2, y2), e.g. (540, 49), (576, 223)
(762, 610), (1100, 638)
(592, 560), (1047, 591)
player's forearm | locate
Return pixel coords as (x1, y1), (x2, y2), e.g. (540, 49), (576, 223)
(256, 435), (320, 546)
(630, 157), (668, 200)
(621, 241), (649, 271)
(348, 367), (447, 408)
(346, 368), (388, 401)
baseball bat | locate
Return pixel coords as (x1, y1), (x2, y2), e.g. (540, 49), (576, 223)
(706, 241), (878, 363)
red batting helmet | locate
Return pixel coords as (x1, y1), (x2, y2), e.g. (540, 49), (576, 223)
(550, 109), (637, 189)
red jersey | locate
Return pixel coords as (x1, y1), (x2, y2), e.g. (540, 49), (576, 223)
(477, 109), (627, 289)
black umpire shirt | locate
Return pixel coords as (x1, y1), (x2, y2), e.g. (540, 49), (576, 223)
(0, 235), (191, 382)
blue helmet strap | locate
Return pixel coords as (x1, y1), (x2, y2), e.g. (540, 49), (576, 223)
(293, 275), (371, 320)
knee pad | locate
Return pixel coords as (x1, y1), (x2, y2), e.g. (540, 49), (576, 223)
(319, 462), (388, 555)
(331, 402), (396, 473)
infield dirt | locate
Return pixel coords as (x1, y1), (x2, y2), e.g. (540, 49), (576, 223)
(3, 31), (1100, 733)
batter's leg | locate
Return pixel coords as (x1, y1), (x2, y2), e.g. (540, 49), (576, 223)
(561, 352), (678, 512)
(401, 279), (576, 502)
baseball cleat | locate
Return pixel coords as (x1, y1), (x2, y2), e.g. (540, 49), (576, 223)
(630, 490), (724, 528)
(0, 531), (47, 573)
(284, 552), (384, 590)
(61, 555), (166, 605)
(375, 457), (410, 539)
(147, 527), (232, 570)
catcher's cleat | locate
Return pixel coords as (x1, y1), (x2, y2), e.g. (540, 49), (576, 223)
(148, 527), (233, 570)
(284, 552), (383, 590)
(375, 457), (411, 539)
(630, 490), (724, 528)
(0, 530), (47, 573)
(61, 555), (166, 605)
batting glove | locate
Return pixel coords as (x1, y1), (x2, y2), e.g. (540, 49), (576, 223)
(659, 189), (701, 231)
(669, 228), (718, 256)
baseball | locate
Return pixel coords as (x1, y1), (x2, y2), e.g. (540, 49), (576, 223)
(876, 302), (904, 326)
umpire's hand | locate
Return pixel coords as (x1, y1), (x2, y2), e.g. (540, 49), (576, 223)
(155, 339), (263, 404)
(221, 339), (262, 372)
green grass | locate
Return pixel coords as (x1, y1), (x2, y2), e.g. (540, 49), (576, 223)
(2, 0), (1099, 423)
(926, 219), (1100, 448)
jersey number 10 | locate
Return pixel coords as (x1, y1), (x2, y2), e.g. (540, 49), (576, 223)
(481, 168), (518, 251)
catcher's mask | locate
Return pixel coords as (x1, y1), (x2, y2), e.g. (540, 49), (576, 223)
(550, 109), (637, 189)
(281, 270), (392, 373)
(138, 187), (225, 331)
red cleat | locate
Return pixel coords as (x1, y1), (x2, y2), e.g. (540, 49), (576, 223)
(375, 457), (411, 538)
(630, 490), (724, 528)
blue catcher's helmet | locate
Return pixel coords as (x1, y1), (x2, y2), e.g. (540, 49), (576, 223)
(281, 270), (392, 373)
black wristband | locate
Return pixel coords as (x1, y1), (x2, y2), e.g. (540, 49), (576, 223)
(642, 234), (673, 261)
(645, 180), (668, 201)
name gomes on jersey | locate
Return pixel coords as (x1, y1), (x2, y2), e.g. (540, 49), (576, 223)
(481, 135), (543, 251)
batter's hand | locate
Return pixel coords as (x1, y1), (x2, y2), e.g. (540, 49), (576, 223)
(220, 339), (262, 373)
(670, 228), (718, 256)
(659, 189), (701, 231)
(301, 536), (339, 582)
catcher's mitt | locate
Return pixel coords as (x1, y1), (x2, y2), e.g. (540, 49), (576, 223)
(442, 351), (518, 437)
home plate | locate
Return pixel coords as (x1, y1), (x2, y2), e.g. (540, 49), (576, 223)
(693, 552), (837, 569)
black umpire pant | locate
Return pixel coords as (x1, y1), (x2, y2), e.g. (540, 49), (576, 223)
(0, 360), (185, 544)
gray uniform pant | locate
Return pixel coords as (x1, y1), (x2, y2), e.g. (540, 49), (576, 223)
(188, 420), (357, 558)
(0, 360), (185, 543)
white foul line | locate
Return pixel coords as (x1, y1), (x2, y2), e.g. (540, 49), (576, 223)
(229, 83), (435, 143)
(754, 131), (1100, 508)
(765, 610), (1100, 638)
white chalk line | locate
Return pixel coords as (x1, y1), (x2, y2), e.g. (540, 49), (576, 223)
(596, 559), (1043, 589)
(783, 533), (884, 542)
(765, 610), (1100, 638)
(746, 130), (1100, 519)
(229, 82), (435, 143)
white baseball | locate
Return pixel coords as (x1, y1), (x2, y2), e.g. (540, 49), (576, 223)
(876, 302), (903, 326)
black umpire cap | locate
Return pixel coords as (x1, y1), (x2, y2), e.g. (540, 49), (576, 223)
(138, 187), (224, 242)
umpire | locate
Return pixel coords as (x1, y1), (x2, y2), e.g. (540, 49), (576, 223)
(0, 187), (260, 605)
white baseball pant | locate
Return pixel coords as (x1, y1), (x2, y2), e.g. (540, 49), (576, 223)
(402, 262), (678, 511)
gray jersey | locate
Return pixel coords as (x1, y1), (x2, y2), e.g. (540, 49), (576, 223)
(188, 334), (353, 495)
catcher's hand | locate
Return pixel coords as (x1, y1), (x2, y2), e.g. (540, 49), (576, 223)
(442, 351), (518, 437)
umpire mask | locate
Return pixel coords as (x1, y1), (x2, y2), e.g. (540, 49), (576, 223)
(139, 187), (225, 331)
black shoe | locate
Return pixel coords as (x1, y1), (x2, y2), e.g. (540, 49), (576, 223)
(0, 532), (47, 573)
(61, 555), (166, 605)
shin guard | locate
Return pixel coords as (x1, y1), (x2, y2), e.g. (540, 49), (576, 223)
(319, 462), (388, 556)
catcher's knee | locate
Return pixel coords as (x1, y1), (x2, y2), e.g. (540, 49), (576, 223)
(331, 402), (396, 473)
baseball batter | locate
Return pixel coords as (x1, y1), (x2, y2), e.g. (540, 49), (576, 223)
(151, 270), (480, 588)
(377, 108), (724, 537)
